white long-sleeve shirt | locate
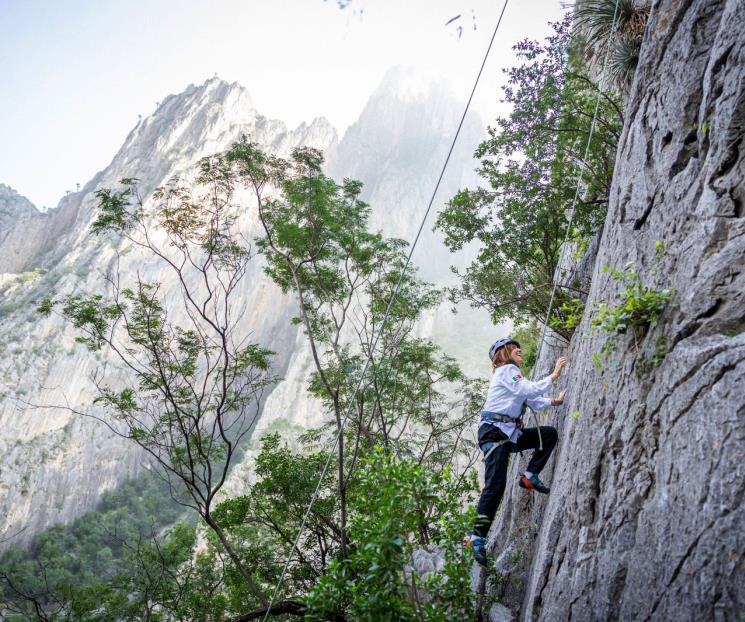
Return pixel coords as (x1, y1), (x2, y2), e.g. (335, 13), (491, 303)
(481, 364), (553, 442)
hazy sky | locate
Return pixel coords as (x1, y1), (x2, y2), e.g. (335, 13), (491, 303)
(1, 0), (565, 209)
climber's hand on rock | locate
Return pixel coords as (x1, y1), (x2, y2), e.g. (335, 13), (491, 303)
(550, 356), (568, 381)
(551, 389), (567, 407)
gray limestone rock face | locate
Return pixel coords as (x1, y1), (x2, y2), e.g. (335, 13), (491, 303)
(483, 1), (745, 620)
(489, 603), (514, 622)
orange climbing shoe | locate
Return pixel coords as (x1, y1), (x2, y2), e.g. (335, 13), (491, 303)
(519, 473), (550, 494)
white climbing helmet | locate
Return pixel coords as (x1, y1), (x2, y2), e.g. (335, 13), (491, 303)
(488, 337), (520, 362)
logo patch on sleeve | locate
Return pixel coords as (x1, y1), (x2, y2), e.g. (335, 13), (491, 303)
(512, 374), (523, 381)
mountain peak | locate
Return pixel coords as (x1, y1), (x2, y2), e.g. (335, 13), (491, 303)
(0, 78), (339, 277)
(156, 77), (254, 117)
(106, 78), (336, 202)
(332, 66), (480, 183)
(0, 183), (38, 219)
(375, 66), (455, 103)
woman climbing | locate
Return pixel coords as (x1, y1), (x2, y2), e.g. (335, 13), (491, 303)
(469, 337), (567, 566)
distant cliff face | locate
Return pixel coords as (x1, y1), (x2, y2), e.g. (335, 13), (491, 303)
(0, 185), (37, 233)
(0, 71), (489, 550)
(0, 185), (76, 276)
(328, 66), (490, 377)
(483, 1), (745, 619)
(329, 66), (483, 282)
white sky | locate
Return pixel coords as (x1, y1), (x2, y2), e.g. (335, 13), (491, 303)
(1, 0), (566, 210)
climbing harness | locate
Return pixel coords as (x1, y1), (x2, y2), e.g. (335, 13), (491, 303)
(480, 411), (523, 427)
(478, 408), (525, 460)
(479, 411), (522, 462)
(261, 2), (513, 618)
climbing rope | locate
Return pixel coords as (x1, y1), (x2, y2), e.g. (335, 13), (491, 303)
(261, 2), (511, 617)
(526, 0), (624, 451)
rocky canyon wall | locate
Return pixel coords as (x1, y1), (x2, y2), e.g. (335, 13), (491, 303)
(484, 1), (745, 620)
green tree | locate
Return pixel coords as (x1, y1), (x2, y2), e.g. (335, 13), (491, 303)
(220, 140), (482, 617)
(303, 449), (477, 622)
(38, 161), (275, 607)
(435, 15), (623, 338)
(0, 472), (184, 617)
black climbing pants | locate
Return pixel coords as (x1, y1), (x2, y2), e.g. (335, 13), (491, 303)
(474, 425), (558, 538)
